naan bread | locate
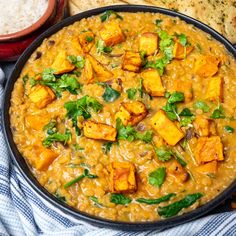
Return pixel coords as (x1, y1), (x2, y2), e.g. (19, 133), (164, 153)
(68, 0), (236, 44)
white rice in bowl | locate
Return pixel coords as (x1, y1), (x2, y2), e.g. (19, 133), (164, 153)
(0, 0), (48, 35)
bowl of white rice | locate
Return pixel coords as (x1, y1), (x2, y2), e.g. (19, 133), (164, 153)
(0, 0), (67, 61)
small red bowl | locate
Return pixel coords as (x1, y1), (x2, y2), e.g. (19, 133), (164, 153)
(0, 0), (67, 62)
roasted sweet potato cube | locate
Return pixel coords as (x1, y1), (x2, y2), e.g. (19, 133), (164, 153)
(195, 160), (217, 175)
(87, 54), (113, 82)
(115, 101), (147, 126)
(100, 21), (125, 46)
(194, 136), (224, 164)
(83, 58), (94, 84)
(110, 162), (137, 193)
(78, 31), (95, 53)
(83, 121), (117, 141)
(115, 106), (131, 126)
(193, 115), (210, 137)
(168, 160), (189, 183)
(141, 69), (165, 96)
(139, 32), (158, 56)
(29, 85), (55, 109)
(194, 55), (220, 77)
(173, 42), (194, 59)
(51, 51), (75, 74)
(205, 76), (223, 102)
(25, 114), (51, 131)
(35, 148), (58, 171)
(173, 79), (193, 102)
(122, 51), (142, 72)
(150, 110), (184, 146)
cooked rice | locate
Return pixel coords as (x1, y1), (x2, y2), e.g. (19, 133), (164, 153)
(0, 0), (48, 35)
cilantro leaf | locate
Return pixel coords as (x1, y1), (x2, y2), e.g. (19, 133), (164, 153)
(210, 105), (225, 119)
(58, 74), (81, 95)
(43, 128), (72, 147)
(194, 101), (210, 113)
(139, 51), (147, 66)
(100, 10), (123, 22)
(85, 36), (94, 42)
(64, 96), (103, 135)
(168, 92), (185, 104)
(180, 116), (195, 127)
(97, 82), (120, 102)
(145, 30), (174, 75)
(116, 118), (153, 143)
(96, 39), (113, 54)
(102, 142), (113, 154)
(155, 19), (163, 26)
(155, 146), (174, 162)
(224, 126), (234, 133)
(110, 193), (131, 205)
(67, 55), (85, 69)
(38, 69), (81, 97)
(162, 102), (178, 121)
(126, 88), (137, 100)
(175, 33), (188, 46)
(43, 119), (57, 135)
(179, 108), (193, 116)
(148, 167), (166, 188)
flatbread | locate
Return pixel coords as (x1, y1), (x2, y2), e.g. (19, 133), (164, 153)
(68, 0), (236, 44)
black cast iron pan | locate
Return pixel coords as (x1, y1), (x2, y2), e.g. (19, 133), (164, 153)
(2, 5), (236, 231)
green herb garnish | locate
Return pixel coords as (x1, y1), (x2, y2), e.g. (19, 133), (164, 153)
(43, 120), (57, 135)
(175, 33), (188, 46)
(224, 126), (234, 133)
(168, 92), (185, 104)
(110, 193), (131, 205)
(157, 193), (203, 218)
(126, 88), (137, 100)
(179, 108), (193, 116)
(43, 129), (72, 147)
(100, 10), (123, 22)
(64, 169), (98, 188)
(180, 116), (195, 127)
(67, 55), (85, 69)
(145, 30), (174, 75)
(97, 82), (120, 102)
(155, 19), (163, 26)
(102, 142), (113, 154)
(85, 36), (94, 42)
(155, 146), (174, 162)
(148, 167), (166, 188)
(194, 101), (210, 113)
(64, 95), (103, 136)
(96, 39), (113, 54)
(116, 118), (153, 143)
(89, 196), (104, 207)
(136, 193), (176, 205)
(54, 191), (66, 203)
(210, 105), (225, 119)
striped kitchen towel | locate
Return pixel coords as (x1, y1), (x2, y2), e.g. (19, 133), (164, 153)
(0, 67), (235, 236)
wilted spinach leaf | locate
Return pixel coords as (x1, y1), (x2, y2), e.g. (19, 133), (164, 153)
(136, 193), (176, 205)
(110, 193), (131, 205)
(157, 193), (203, 218)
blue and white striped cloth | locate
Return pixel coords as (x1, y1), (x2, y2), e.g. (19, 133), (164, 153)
(0, 67), (235, 236)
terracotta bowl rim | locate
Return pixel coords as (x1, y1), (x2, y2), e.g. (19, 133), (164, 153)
(0, 0), (56, 42)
